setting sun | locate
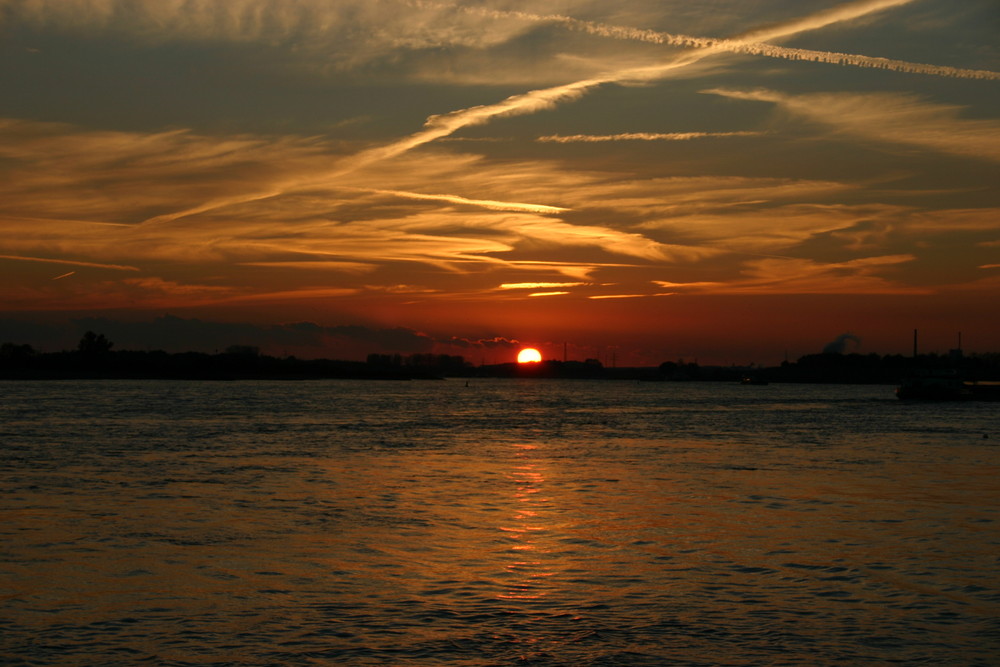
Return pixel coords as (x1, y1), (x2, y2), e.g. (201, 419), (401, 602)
(517, 348), (542, 364)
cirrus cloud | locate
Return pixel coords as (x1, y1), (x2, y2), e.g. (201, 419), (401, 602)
(707, 88), (1000, 162)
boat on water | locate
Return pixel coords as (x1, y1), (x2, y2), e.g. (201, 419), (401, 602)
(896, 370), (1000, 401)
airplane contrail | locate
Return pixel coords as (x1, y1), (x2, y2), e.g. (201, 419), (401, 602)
(0, 254), (140, 271)
(718, 42), (1000, 81)
(144, 0), (930, 226)
(412, 0), (999, 81)
(52, 271), (76, 280)
(308, 0), (934, 170)
(538, 131), (762, 143)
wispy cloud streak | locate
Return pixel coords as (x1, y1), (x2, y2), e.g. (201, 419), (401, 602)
(654, 255), (925, 295)
(362, 188), (568, 214)
(588, 294), (646, 300)
(709, 88), (1000, 162)
(148, 0), (925, 225)
(0, 254), (140, 272)
(296, 0), (935, 162)
(726, 42), (1000, 81)
(15, 1), (990, 81)
(539, 131), (761, 143)
(500, 282), (587, 290)
(417, 0), (998, 81)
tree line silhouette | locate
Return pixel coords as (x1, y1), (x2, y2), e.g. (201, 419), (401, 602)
(2, 330), (999, 382)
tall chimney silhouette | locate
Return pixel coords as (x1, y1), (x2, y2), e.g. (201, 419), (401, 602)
(913, 329), (918, 357)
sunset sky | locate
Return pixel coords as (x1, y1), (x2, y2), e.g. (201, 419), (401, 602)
(2, 0), (998, 365)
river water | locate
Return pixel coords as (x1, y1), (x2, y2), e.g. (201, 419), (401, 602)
(1, 379), (998, 665)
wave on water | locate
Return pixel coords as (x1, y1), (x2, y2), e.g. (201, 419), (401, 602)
(2, 379), (998, 664)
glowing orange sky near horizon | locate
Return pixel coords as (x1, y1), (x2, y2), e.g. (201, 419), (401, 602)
(1, 0), (998, 365)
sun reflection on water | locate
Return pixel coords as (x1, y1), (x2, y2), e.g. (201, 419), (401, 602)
(497, 443), (557, 602)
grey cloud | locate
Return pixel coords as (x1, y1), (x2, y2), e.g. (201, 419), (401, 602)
(447, 336), (521, 349)
(823, 333), (861, 354)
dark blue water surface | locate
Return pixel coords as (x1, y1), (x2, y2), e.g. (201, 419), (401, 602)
(1, 379), (998, 665)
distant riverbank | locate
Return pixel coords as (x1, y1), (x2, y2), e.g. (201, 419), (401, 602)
(3, 333), (999, 383)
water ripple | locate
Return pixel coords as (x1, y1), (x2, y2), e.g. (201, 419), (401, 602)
(1, 379), (998, 664)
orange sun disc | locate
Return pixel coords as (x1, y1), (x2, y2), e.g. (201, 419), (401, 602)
(517, 348), (542, 363)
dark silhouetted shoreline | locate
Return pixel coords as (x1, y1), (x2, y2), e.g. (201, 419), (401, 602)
(3, 333), (999, 384)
